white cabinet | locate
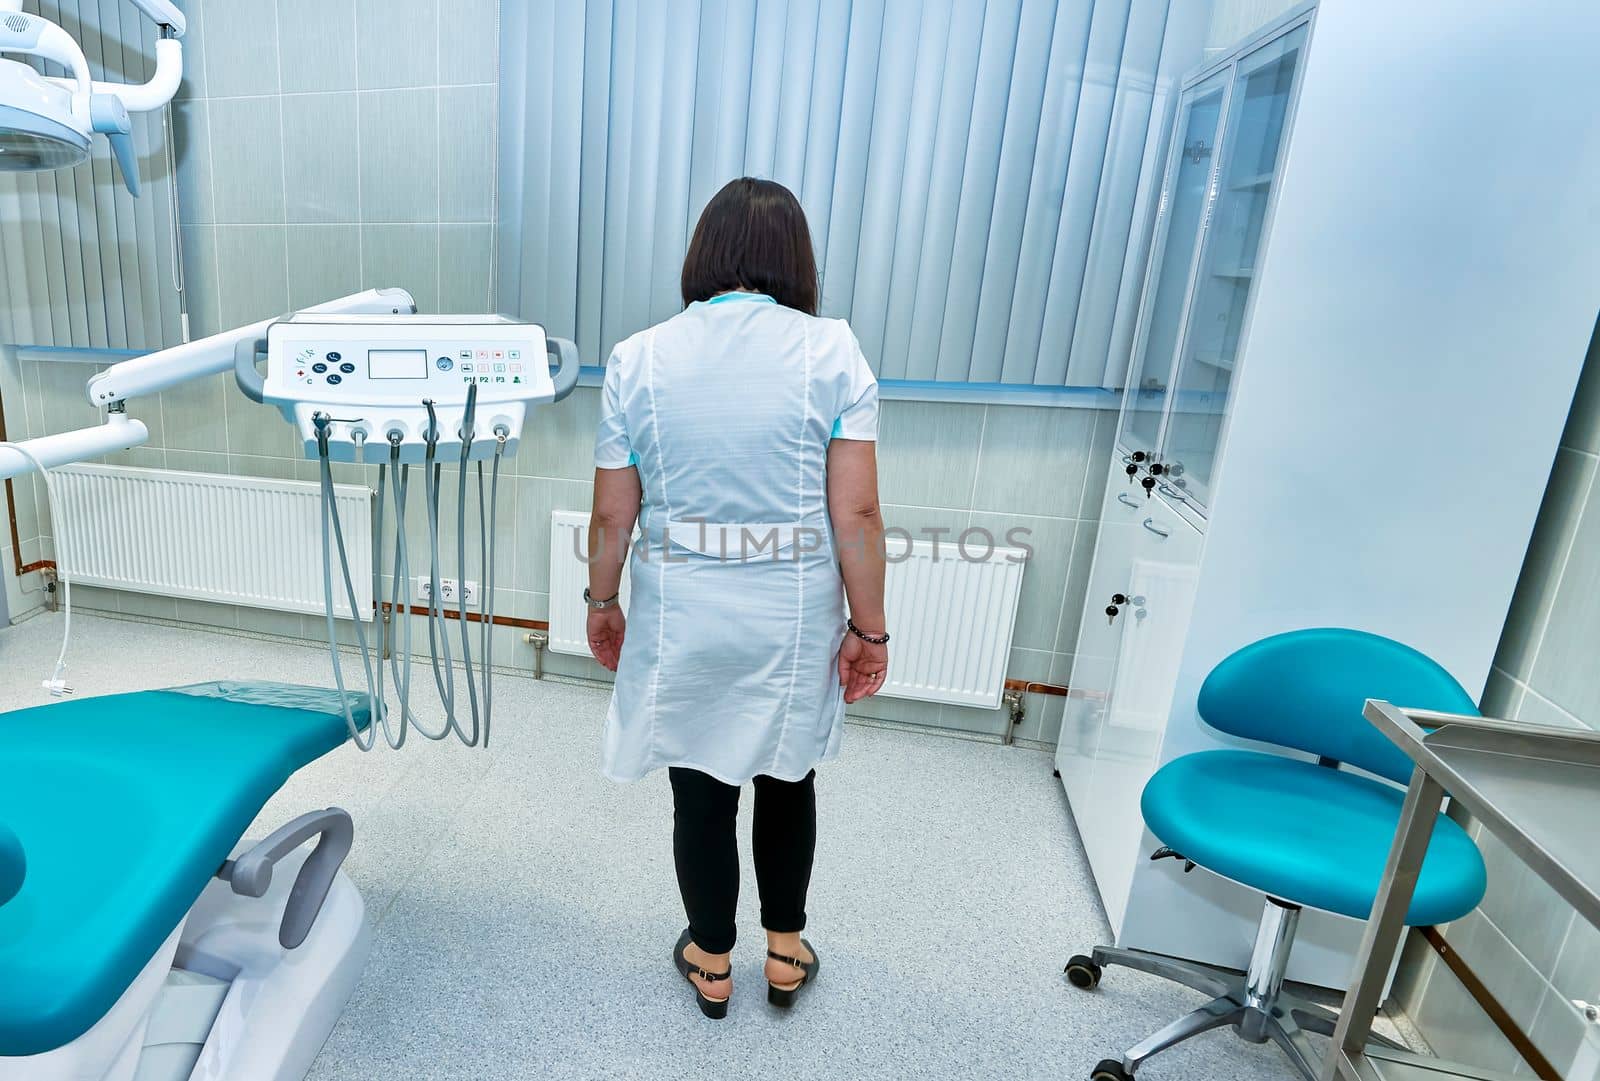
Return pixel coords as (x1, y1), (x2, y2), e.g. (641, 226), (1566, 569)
(1060, 9), (1310, 945)
(1058, 487), (1202, 934)
(1056, 1), (1600, 990)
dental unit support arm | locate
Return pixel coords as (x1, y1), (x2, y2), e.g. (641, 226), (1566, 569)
(0, 289), (417, 483)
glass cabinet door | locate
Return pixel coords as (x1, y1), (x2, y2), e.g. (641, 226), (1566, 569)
(1159, 24), (1308, 511)
(1117, 71), (1230, 460)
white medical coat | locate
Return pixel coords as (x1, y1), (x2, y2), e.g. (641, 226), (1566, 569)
(594, 293), (880, 784)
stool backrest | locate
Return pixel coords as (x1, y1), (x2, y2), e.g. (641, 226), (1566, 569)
(1197, 628), (1478, 784)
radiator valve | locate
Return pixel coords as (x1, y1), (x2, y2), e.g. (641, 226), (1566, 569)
(1002, 689), (1025, 746)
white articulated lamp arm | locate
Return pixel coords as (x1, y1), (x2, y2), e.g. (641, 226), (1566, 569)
(86, 288), (417, 407)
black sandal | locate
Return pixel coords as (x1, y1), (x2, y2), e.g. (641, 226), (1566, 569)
(673, 928), (732, 1019)
(765, 940), (819, 1009)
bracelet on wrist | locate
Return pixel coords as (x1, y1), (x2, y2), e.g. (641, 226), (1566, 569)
(584, 587), (620, 610)
(847, 618), (890, 645)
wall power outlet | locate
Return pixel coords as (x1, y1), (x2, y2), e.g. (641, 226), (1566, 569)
(413, 576), (479, 606)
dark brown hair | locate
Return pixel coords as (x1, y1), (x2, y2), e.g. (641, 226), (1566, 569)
(681, 177), (819, 315)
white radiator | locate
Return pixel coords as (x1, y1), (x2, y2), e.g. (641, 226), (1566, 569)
(52, 464), (373, 621)
(547, 511), (1027, 709)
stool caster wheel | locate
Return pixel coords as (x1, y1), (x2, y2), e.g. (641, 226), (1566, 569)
(1064, 954), (1102, 990)
(1090, 1058), (1132, 1081)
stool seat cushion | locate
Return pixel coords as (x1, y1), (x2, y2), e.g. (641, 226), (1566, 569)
(1141, 749), (1485, 925)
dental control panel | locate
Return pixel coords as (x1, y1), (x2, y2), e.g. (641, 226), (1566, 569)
(242, 314), (578, 464)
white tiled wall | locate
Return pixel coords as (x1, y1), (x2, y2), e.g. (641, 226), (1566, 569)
(1396, 322), (1600, 1078)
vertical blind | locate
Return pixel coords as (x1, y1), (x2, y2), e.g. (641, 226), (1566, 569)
(0, 0), (183, 351)
(499, 0), (1194, 388)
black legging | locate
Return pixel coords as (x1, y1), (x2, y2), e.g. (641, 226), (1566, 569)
(669, 767), (816, 955)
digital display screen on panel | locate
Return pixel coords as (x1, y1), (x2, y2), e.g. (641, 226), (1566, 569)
(368, 349), (428, 380)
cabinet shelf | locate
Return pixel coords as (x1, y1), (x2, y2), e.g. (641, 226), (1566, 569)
(1211, 267), (1255, 279)
(1229, 170), (1275, 190)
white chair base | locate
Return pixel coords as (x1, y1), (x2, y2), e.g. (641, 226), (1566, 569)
(0, 838), (371, 1081)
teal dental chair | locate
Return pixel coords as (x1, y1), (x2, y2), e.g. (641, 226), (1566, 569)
(1065, 629), (1488, 1081)
(0, 681), (372, 1081)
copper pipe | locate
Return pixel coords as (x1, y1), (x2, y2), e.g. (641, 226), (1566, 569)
(1005, 678), (1068, 697)
(379, 601), (548, 632)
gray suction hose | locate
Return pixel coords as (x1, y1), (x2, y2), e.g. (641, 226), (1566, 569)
(314, 413), (383, 751)
(382, 438), (449, 743)
(420, 399), (465, 741)
(454, 384), (482, 742)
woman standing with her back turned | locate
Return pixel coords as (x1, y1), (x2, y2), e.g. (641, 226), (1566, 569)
(584, 177), (889, 1019)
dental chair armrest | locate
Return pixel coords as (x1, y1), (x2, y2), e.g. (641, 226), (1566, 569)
(217, 807), (354, 949)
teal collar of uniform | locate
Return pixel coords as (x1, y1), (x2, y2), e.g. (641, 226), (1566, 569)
(704, 291), (777, 306)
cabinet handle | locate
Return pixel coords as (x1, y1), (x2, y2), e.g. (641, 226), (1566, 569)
(1158, 482), (1188, 502)
(1117, 493), (1141, 510)
(1142, 517), (1170, 538)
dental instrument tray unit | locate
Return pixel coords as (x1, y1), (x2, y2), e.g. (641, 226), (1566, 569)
(0, 295), (582, 1081)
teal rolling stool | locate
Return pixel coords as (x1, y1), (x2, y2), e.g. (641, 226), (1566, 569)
(1065, 629), (1488, 1081)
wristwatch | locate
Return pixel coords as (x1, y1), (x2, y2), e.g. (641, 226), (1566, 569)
(583, 587), (620, 610)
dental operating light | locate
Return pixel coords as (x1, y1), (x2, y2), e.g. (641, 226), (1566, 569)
(0, 0), (185, 195)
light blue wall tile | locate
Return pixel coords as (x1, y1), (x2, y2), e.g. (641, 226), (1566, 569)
(228, 454), (298, 480)
(235, 604), (313, 639)
(172, 99), (214, 224)
(971, 512), (1075, 653)
(1527, 479), (1600, 723)
(1559, 319), (1600, 456)
(223, 384), (298, 458)
(1525, 987), (1598, 1080)
(509, 476), (593, 595)
(1408, 930), (1523, 1075)
(207, 96), (287, 224)
(1479, 666), (1525, 719)
(439, 225), (492, 314)
(172, 597), (240, 630)
(67, 584), (122, 614)
(117, 591), (178, 620)
(165, 448), (230, 474)
(159, 373), (228, 453)
(1475, 824), (1574, 979)
(973, 404), (1098, 519)
(355, 0), (438, 89)
(358, 89), (440, 222)
(277, 0), (358, 93)
(846, 690), (955, 729)
(173, 0), (206, 99)
(1514, 687), (1587, 732)
(880, 504), (970, 547)
(439, 85), (495, 222)
(1077, 409), (1121, 518)
(1494, 448), (1596, 682)
(1552, 915), (1600, 1022)
(200, 0), (281, 97)
(287, 224), (362, 309)
(282, 93), (360, 223)
(516, 384), (600, 482)
(215, 225), (290, 327)
(178, 225), (223, 338)
(438, 0), (495, 85)
(362, 224), (439, 314)
(876, 400), (985, 509)
(1055, 517), (1100, 656)
(1451, 909), (1555, 1034)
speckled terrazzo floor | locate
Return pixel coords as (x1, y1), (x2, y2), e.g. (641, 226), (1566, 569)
(0, 611), (1332, 1080)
